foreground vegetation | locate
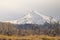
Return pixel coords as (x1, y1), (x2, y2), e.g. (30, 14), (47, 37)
(0, 35), (60, 40)
(0, 22), (60, 37)
(0, 20), (60, 40)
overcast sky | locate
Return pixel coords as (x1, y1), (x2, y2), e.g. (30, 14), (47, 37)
(0, 0), (60, 21)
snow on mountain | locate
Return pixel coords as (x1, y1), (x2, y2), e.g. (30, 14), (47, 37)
(33, 11), (58, 24)
(1, 11), (59, 24)
(2, 20), (18, 24)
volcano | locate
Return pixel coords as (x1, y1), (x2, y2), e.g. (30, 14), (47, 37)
(1, 11), (59, 24)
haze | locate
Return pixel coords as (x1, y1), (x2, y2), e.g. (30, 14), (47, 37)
(0, 0), (60, 21)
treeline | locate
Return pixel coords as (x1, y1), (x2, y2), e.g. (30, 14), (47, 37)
(0, 22), (18, 36)
(0, 22), (60, 36)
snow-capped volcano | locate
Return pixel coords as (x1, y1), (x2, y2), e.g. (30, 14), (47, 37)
(1, 11), (59, 24)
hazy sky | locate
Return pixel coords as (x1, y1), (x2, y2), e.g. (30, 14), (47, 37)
(0, 0), (60, 21)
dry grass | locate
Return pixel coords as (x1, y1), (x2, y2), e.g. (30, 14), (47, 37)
(0, 35), (60, 40)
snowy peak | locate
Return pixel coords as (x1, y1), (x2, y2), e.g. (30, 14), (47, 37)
(18, 13), (34, 24)
(1, 11), (59, 24)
